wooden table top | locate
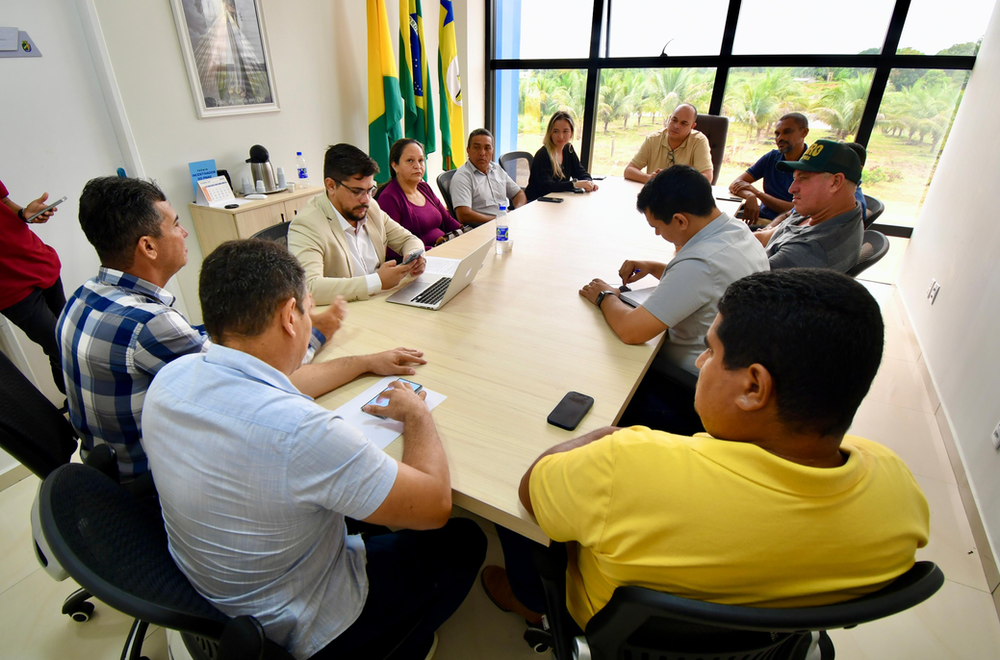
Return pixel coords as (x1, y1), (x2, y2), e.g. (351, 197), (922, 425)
(311, 176), (705, 542)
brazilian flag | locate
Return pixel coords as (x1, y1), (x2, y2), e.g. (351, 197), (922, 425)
(367, 0), (404, 184)
(438, 0), (466, 169)
(400, 0), (436, 165)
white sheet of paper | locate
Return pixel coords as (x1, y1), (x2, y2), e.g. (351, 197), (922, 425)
(423, 256), (460, 278)
(329, 376), (446, 450)
(0, 28), (17, 51)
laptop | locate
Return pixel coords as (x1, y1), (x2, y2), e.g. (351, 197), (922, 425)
(386, 237), (494, 310)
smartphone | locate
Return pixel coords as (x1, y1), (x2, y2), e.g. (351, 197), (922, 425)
(362, 379), (424, 419)
(537, 196), (563, 203)
(25, 196), (67, 223)
(591, 176), (606, 181)
(402, 249), (424, 265)
(547, 391), (594, 431)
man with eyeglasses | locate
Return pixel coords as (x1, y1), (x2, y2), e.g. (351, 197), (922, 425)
(624, 103), (713, 185)
(289, 143), (427, 303)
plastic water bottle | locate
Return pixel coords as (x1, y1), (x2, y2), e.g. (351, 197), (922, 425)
(495, 205), (511, 255)
(295, 151), (309, 187)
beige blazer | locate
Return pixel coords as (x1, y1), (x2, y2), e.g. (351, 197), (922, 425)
(288, 193), (424, 303)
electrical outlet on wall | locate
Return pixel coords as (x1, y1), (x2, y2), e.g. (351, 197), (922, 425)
(992, 420), (1000, 451)
(928, 279), (941, 304)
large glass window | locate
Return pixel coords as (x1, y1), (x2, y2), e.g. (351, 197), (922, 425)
(733, 0), (896, 55)
(495, 0), (595, 60)
(591, 68), (717, 177)
(605, 1), (729, 57)
(865, 70), (971, 228)
(897, 0), (993, 55)
(494, 69), (587, 166)
(719, 68), (874, 187)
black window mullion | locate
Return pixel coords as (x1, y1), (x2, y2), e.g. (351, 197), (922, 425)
(856, 0), (913, 146)
(709, 0), (742, 116)
(580, 0), (607, 169)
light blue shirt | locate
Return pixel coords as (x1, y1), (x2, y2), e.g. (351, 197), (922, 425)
(142, 345), (398, 660)
(641, 212), (770, 376)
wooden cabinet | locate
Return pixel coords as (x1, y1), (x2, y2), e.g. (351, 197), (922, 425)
(188, 186), (323, 257)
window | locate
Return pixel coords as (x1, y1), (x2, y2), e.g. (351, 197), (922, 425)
(896, 0), (991, 55)
(732, 0), (896, 55)
(493, 69), (587, 164)
(591, 68), (717, 176)
(605, 1), (728, 57)
(494, 0), (595, 60)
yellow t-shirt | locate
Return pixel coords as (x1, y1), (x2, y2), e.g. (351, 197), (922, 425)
(529, 428), (929, 628)
(629, 129), (713, 175)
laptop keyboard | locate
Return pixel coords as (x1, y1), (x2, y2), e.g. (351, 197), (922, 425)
(411, 277), (452, 305)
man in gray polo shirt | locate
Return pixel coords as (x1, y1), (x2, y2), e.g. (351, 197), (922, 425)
(580, 165), (769, 433)
(754, 139), (864, 272)
(450, 128), (527, 226)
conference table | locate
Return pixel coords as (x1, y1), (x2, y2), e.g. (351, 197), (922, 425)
(311, 176), (741, 543)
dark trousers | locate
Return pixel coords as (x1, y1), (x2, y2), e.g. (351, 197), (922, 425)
(496, 525), (549, 614)
(617, 369), (704, 436)
(0, 278), (66, 394)
(310, 517), (487, 660)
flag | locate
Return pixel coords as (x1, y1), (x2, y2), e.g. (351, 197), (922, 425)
(367, 0), (403, 184)
(438, 0), (465, 169)
(400, 0), (436, 159)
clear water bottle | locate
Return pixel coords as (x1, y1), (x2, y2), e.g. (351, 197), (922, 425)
(295, 151), (309, 187)
(495, 205), (512, 255)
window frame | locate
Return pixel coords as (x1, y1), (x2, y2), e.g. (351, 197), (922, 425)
(486, 0), (978, 238)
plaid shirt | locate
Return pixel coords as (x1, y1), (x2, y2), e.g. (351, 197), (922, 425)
(57, 268), (323, 480)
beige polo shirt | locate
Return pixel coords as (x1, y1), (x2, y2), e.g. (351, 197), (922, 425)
(630, 128), (712, 175)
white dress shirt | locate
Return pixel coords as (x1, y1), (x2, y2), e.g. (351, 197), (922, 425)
(333, 207), (383, 296)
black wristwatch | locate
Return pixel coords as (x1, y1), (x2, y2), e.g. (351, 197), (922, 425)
(17, 208), (27, 223)
(595, 290), (614, 309)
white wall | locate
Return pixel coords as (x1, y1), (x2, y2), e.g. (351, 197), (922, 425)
(91, 0), (486, 324)
(896, 3), (1000, 566)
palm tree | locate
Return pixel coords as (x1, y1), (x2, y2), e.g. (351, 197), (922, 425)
(812, 74), (873, 140)
(723, 69), (801, 140)
(598, 72), (632, 133)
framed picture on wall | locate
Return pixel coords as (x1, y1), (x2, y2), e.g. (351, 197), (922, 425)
(169, 0), (280, 118)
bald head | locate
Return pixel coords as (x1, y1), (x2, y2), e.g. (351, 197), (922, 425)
(666, 104), (698, 147)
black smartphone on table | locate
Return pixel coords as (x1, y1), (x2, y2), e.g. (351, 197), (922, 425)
(547, 391), (594, 430)
(537, 196), (563, 203)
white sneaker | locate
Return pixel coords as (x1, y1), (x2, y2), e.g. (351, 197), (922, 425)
(423, 632), (439, 660)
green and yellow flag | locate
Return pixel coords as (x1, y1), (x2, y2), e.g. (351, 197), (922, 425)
(438, 0), (465, 169)
(367, 0), (403, 184)
(400, 0), (436, 159)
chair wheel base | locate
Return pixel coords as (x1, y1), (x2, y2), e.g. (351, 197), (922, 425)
(523, 625), (552, 654)
(65, 600), (95, 622)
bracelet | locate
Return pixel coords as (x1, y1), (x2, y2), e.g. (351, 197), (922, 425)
(17, 208), (26, 222)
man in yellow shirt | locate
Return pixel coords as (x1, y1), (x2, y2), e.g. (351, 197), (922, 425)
(482, 268), (929, 631)
(624, 104), (713, 184)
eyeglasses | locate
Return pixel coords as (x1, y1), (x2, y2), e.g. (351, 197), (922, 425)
(335, 180), (378, 199)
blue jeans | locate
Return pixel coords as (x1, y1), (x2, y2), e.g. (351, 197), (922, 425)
(310, 517), (487, 660)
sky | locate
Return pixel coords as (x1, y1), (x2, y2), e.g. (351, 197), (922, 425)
(512, 0), (994, 59)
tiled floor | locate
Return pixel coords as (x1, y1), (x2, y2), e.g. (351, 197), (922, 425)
(2, 238), (999, 659)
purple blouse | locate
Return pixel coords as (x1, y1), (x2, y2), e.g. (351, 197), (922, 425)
(377, 179), (462, 260)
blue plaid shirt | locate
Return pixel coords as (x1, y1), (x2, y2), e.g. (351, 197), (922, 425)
(57, 268), (324, 480)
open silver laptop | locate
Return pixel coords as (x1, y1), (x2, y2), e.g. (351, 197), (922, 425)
(386, 237), (494, 310)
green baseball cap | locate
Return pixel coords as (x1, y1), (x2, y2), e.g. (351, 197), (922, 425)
(776, 139), (862, 184)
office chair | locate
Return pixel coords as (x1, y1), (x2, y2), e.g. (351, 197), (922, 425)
(38, 463), (294, 660)
(251, 221), (291, 249)
(499, 150), (534, 188)
(531, 542), (944, 660)
(436, 169), (458, 217)
(847, 230), (891, 278)
(863, 194), (885, 228)
(0, 350), (101, 622)
(695, 114), (729, 185)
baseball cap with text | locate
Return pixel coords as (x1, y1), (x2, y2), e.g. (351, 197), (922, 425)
(776, 139), (862, 184)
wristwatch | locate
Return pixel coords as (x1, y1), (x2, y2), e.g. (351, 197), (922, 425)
(17, 208), (26, 223)
(595, 290), (613, 309)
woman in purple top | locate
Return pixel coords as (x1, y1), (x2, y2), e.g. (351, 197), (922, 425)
(378, 139), (461, 261)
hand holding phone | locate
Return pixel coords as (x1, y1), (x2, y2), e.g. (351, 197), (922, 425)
(25, 195), (67, 223)
(362, 379), (425, 419)
(402, 249), (424, 265)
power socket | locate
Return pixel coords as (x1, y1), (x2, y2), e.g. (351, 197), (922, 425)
(927, 279), (941, 304)
(992, 420), (1000, 451)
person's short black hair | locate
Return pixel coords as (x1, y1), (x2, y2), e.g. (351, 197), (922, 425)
(779, 112), (809, 130)
(388, 138), (424, 179)
(467, 128), (494, 149)
(78, 176), (167, 268)
(635, 165), (716, 224)
(715, 268), (884, 436)
(199, 239), (307, 341)
(843, 141), (868, 168)
(324, 143), (379, 182)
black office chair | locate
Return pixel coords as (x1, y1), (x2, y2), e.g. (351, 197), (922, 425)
(437, 169), (458, 217)
(374, 180), (391, 201)
(531, 542), (944, 660)
(38, 463), (294, 660)
(695, 114), (729, 185)
(251, 221), (291, 249)
(0, 350), (103, 622)
(847, 230), (891, 278)
(863, 194), (885, 228)
(499, 150), (534, 189)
